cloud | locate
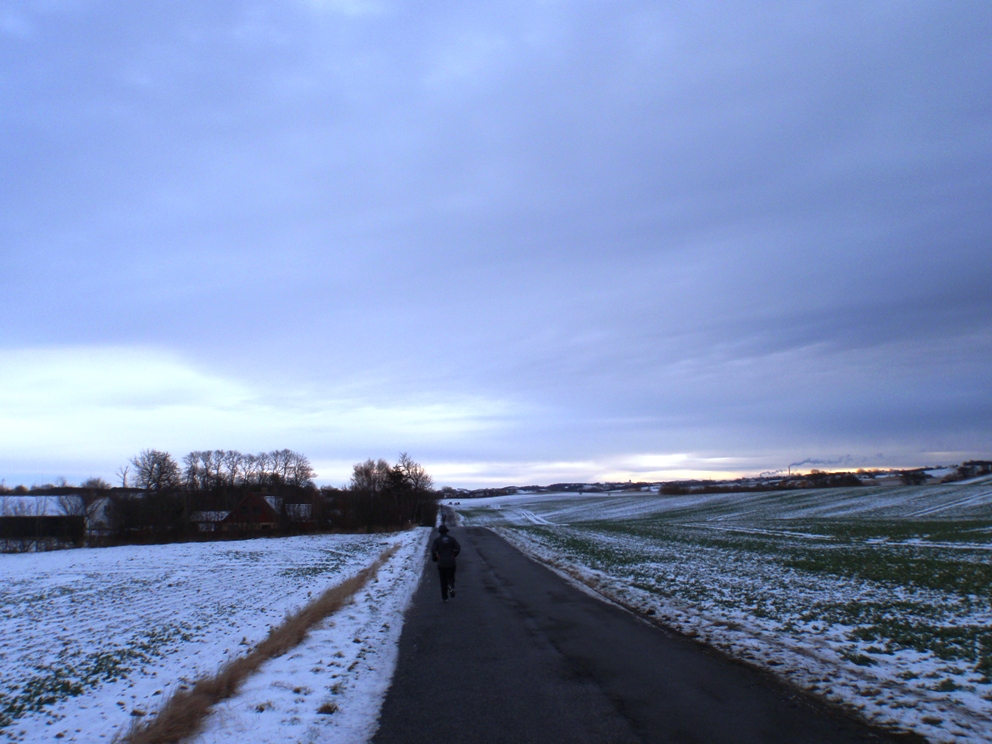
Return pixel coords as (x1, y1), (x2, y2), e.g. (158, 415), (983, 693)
(306, 0), (387, 17)
(0, 346), (516, 467)
(2, 2), (991, 486)
(0, 12), (32, 38)
(429, 453), (760, 487)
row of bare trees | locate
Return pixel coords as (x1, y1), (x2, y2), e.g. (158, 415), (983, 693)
(182, 449), (316, 491)
(330, 453), (437, 530)
(1, 451), (438, 549)
(104, 450), (436, 540)
(119, 448), (316, 492)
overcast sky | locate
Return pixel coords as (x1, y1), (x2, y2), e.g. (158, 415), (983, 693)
(2, 1), (990, 487)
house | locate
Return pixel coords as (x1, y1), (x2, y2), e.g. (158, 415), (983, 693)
(222, 494), (281, 532)
(0, 496), (85, 551)
(85, 495), (114, 537)
(285, 502), (314, 531)
(219, 494), (315, 533)
(190, 510), (230, 532)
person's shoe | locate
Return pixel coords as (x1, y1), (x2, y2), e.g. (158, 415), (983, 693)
(442, 597), (448, 602)
(450, 588), (456, 597)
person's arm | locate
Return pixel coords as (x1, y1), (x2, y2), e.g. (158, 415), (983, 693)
(452, 537), (461, 557)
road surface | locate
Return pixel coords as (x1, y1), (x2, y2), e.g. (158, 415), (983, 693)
(373, 526), (911, 744)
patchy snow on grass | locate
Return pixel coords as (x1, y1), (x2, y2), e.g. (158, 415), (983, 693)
(457, 484), (992, 743)
(0, 530), (429, 743)
(196, 529), (427, 743)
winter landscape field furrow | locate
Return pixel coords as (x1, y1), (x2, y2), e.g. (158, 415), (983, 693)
(454, 481), (992, 743)
(0, 530), (428, 742)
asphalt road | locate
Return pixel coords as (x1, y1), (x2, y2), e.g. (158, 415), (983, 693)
(373, 526), (908, 744)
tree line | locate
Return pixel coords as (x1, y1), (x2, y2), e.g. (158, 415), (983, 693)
(332, 454), (437, 531)
(120, 448), (317, 493)
(0, 450), (438, 549)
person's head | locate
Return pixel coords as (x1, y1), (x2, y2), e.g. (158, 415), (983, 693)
(438, 525), (449, 534)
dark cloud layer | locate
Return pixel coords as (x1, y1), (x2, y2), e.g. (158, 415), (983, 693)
(2, 1), (990, 482)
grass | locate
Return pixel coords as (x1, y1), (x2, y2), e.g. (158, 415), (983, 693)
(784, 547), (992, 596)
(0, 533), (398, 739)
(119, 544), (399, 744)
(279, 546), (373, 580)
(459, 484), (992, 687)
(0, 626), (192, 728)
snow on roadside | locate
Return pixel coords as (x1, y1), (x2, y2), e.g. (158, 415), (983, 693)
(456, 485), (992, 744)
(448, 478), (992, 524)
(492, 526), (992, 744)
(0, 530), (428, 743)
(196, 528), (428, 743)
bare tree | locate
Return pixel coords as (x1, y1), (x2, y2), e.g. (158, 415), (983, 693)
(182, 452), (201, 490)
(210, 450), (225, 489)
(129, 449), (181, 491)
(398, 452), (433, 493)
(288, 452), (316, 488)
(270, 449), (292, 485)
(57, 493), (86, 517)
(350, 458), (391, 494)
(178, 448), (317, 492)
(115, 465), (130, 488)
(243, 453), (261, 486)
(223, 450), (244, 487)
(200, 450), (216, 490)
(346, 458), (393, 528)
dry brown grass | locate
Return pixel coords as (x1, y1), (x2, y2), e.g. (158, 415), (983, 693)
(119, 543), (400, 744)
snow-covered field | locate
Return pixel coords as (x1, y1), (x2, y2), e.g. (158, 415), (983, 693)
(454, 478), (992, 743)
(0, 529), (429, 742)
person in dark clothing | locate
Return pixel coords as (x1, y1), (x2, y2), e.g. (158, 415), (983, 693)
(431, 524), (461, 602)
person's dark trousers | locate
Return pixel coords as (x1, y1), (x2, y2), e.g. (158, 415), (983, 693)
(438, 566), (456, 600)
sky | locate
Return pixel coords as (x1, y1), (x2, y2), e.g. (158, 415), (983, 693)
(2, 1), (991, 488)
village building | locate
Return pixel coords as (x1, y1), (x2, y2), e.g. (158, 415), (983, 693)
(0, 495), (86, 551)
(190, 510), (230, 532)
(218, 494), (315, 533)
(221, 493), (280, 532)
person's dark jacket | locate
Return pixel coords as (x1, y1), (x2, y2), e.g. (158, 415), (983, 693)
(431, 532), (461, 568)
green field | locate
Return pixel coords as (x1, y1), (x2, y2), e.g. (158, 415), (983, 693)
(455, 478), (992, 742)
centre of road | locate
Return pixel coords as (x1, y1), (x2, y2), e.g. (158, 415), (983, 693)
(374, 527), (906, 744)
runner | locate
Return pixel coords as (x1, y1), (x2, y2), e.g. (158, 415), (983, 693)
(431, 524), (460, 602)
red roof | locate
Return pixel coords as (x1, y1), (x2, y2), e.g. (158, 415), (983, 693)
(224, 494), (280, 525)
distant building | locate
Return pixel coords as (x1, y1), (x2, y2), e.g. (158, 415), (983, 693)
(216, 494), (315, 533)
(0, 496), (85, 551)
(285, 502), (314, 530)
(222, 494), (281, 532)
(190, 511), (230, 532)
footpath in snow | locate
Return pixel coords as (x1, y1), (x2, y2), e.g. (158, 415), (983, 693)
(196, 530), (426, 743)
(0, 529), (428, 743)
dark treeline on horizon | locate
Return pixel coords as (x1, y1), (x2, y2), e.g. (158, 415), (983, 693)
(448, 461), (992, 498)
(5, 456), (990, 550)
(0, 451), (438, 551)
